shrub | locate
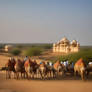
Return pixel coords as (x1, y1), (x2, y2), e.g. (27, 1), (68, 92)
(25, 47), (42, 56)
(10, 48), (21, 56)
(0, 44), (4, 49)
(41, 44), (52, 49)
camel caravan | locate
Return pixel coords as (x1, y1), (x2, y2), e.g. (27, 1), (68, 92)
(1, 56), (92, 81)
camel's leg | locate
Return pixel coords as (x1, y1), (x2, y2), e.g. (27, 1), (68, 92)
(16, 72), (19, 79)
(6, 70), (8, 79)
(6, 70), (10, 79)
(25, 72), (28, 79)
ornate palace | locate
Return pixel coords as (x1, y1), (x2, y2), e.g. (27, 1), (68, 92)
(53, 37), (80, 53)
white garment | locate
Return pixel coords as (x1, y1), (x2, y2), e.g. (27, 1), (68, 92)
(60, 61), (63, 64)
(49, 62), (52, 66)
(24, 57), (28, 62)
(66, 61), (69, 65)
(64, 62), (67, 66)
(89, 62), (92, 65)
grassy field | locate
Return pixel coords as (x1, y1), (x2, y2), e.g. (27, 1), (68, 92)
(0, 43), (92, 64)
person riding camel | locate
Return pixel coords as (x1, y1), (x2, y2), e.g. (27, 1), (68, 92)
(24, 56), (28, 62)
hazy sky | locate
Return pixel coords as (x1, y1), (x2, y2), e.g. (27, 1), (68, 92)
(0, 0), (92, 45)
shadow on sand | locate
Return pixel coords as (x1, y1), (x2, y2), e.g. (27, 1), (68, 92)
(14, 74), (92, 82)
(0, 71), (92, 82)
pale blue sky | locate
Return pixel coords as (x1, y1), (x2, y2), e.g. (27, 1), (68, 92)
(0, 0), (92, 45)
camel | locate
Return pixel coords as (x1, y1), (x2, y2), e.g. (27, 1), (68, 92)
(74, 58), (86, 80)
(5, 57), (16, 79)
(53, 61), (64, 77)
(24, 59), (38, 79)
(37, 61), (47, 79)
(14, 59), (25, 79)
(86, 63), (92, 78)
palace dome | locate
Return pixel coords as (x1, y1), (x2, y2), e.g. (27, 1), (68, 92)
(60, 37), (70, 44)
(71, 40), (77, 44)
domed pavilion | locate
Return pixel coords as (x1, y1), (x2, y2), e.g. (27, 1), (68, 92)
(53, 37), (80, 53)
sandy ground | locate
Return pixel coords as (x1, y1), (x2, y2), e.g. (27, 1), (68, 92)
(0, 71), (92, 92)
(0, 55), (9, 68)
(0, 55), (92, 92)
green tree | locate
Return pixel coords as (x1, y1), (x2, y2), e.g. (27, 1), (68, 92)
(25, 47), (42, 56)
(10, 48), (21, 56)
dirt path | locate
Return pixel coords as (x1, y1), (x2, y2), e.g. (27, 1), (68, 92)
(0, 71), (92, 92)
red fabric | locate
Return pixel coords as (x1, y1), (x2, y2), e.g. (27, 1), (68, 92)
(53, 61), (60, 69)
(24, 60), (29, 67)
(75, 58), (84, 66)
